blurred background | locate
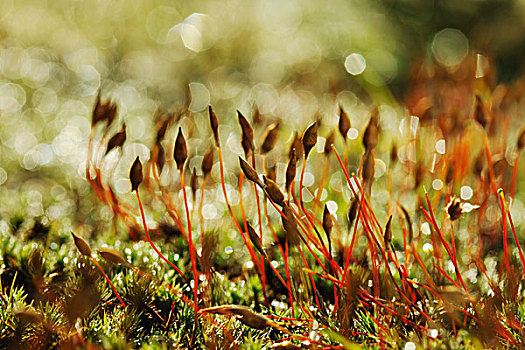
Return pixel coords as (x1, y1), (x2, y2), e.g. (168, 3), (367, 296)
(1, 0), (525, 226)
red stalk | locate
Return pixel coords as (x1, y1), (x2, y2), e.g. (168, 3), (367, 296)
(180, 170), (200, 322)
(91, 256), (126, 308)
(251, 154), (269, 307)
(217, 146), (260, 265)
(421, 191), (467, 291)
(135, 190), (188, 283)
(499, 189), (525, 276)
(299, 159), (330, 257)
(238, 171), (269, 307)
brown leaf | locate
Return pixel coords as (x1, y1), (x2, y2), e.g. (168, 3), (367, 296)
(474, 95), (491, 129)
(208, 105), (220, 146)
(98, 248), (127, 265)
(71, 232), (92, 257)
(446, 196), (463, 221)
(400, 205), (413, 243)
(281, 205), (300, 246)
(201, 146), (214, 176)
(92, 94), (118, 127)
(155, 116), (170, 144)
(362, 114), (379, 152)
(347, 197), (358, 229)
(518, 127), (525, 152)
(338, 105), (351, 140)
(15, 310), (44, 325)
(302, 121), (318, 159)
(415, 163), (426, 188)
(261, 122), (280, 154)
(362, 150), (375, 184)
(191, 168), (198, 199)
(322, 204), (333, 237)
(156, 145), (166, 174)
(266, 164), (277, 182)
(105, 124), (126, 155)
(238, 110), (254, 156)
(247, 222), (267, 258)
(384, 215), (393, 249)
(129, 156), (143, 192)
(239, 157), (263, 187)
(270, 341), (301, 350)
(200, 305), (273, 330)
(323, 204), (333, 255)
(285, 148), (297, 195)
(174, 127), (188, 171)
(263, 175), (284, 207)
(390, 144), (398, 163)
(324, 131), (335, 155)
(289, 132), (303, 160)
(91, 93), (105, 126)
(492, 156), (507, 177)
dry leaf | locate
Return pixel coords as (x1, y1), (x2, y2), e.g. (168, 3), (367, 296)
(130, 156), (143, 192)
(174, 127), (188, 171)
(71, 232), (92, 257)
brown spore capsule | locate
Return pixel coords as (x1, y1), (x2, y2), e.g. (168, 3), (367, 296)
(130, 156), (143, 192)
(174, 127), (188, 171)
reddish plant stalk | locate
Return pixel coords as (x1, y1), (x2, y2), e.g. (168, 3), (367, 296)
(179, 170), (200, 322)
(284, 240), (295, 316)
(298, 159), (330, 257)
(483, 139), (498, 195)
(497, 192), (511, 275)
(313, 159), (330, 209)
(198, 178), (207, 250)
(297, 245), (322, 310)
(90, 256), (126, 308)
(151, 165), (187, 240)
(421, 192), (467, 291)
(135, 190), (188, 283)
(216, 146), (260, 266)
(262, 199), (296, 313)
(499, 189), (525, 275)
(237, 172), (269, 306)
(251, 154), (269, 307)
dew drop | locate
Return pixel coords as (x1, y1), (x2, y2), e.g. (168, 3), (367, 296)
(421, 222), (431, 236)
(344, 53), (366, 75)
(405, 342), (416, 350)
(423, 243), (433, 253)
(432, 179), (443, 190)
(435, 139), (446, 154)
(460, 185), (473, 200)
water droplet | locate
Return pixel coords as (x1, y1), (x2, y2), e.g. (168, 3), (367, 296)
(423, 242), (433, 253)
(460, 185), (473, 200)
(476, 53), (489, 79)
(435, 139), (446, 154)
(0, 168), (6, 185)
(326, 200), (338, 213)
(344, 53), (366, 75)
(421, 223), (431, 235)
(405, 342), (416, 350)
(347, 128), (359, 140)
(432, 179), (443, 190)
(303, 172), (315, 187)
(432, 28), (469, 67)
(225, 246), (234, 255)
